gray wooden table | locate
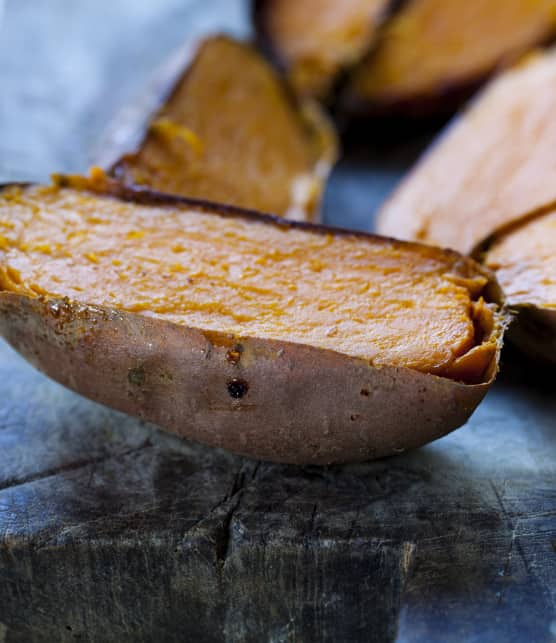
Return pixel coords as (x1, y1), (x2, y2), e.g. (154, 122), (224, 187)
(0, 2), (554, 642)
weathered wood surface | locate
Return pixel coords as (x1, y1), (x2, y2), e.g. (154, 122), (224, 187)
(0, 2), (555, 642)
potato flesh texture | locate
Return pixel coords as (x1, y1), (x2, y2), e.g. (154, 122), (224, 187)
(264, 0), (391, 96)
(0, 185), (495, 377)
(115, 37), (317, 218)
(485, 209), (556, 309)
(349, 0), (556, 104)
(377, 49), (556, 254)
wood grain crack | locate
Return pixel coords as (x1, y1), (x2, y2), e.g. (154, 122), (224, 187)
(0, 440), (153, 493)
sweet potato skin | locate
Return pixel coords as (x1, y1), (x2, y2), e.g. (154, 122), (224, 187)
(0, 292), (498, 465)
(97, 35), (337, 222)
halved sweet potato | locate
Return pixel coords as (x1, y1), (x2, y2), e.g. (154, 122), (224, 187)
(484, 209), (556, 363)
(377, 48), (556, 253)
(0, 177), (507, 464)
(253, 0), (397, 99)
(103, 35), (337, 221)
(342, 0), (556, 116)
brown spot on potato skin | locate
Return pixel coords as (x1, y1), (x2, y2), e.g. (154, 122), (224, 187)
(226, 344), (243, 365)
(227, 378), (249, 399)
(128, 367), (146, 386)
(360, 388), (370, 397)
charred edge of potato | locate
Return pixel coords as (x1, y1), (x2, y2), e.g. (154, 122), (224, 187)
(252, 0), (406, 102)
(99, 34), (338, 222)
(0, 291), (503, 465)
(339, 33), (556, 120)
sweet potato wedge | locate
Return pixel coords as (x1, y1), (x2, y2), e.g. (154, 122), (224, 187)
(377, 48), (556, 254)
(103, 35), (337, 221)
(342, 0), (556, 117)
(252, 0), (398, 99)
(483, 209), (556, 364)
(0, 177), (507, 464)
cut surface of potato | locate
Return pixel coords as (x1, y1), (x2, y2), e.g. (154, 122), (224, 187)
(377, 49), (556, 253)
(110, 35), (336, 221)
(0, 182), (499, 380)
(344, 0), (556, 115)
(254, 0), (394, 98)
(0, 180), (506, 463)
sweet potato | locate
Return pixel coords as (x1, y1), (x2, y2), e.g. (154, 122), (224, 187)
(253, 0), (397, 99)
(342, 0), (556, 117)
(0, 177), (507, 464)
(104, 35), (337, 221)
(484, 209), (556, 363)
(377, 49), (556, 361)
(377, 49), (556, 254)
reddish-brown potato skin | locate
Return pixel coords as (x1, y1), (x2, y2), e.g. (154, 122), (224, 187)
(0, 182), (507, 464)
(0, 293), (499, 465)
(98, 35), (337, 222)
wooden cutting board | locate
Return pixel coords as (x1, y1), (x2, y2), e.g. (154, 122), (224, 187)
(0, 2), (554, 642)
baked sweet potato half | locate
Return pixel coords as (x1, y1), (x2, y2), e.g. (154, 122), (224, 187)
(377, 48), (556, 254)
(483, 209), (556, 364)
(252, 0), (398, 99)
(103, 35), (337, 222)
(0, 177), (507, 464)
(342, 0), (556, 117)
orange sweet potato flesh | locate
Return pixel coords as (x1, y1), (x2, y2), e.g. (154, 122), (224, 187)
(255, 0), (395, 98)
(111, 36), (335, 220)
(0, 182), (502, 383)
(344, 0), (556, 115)
(377, 49), (556, 253)
(485, 209), (556, 310)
